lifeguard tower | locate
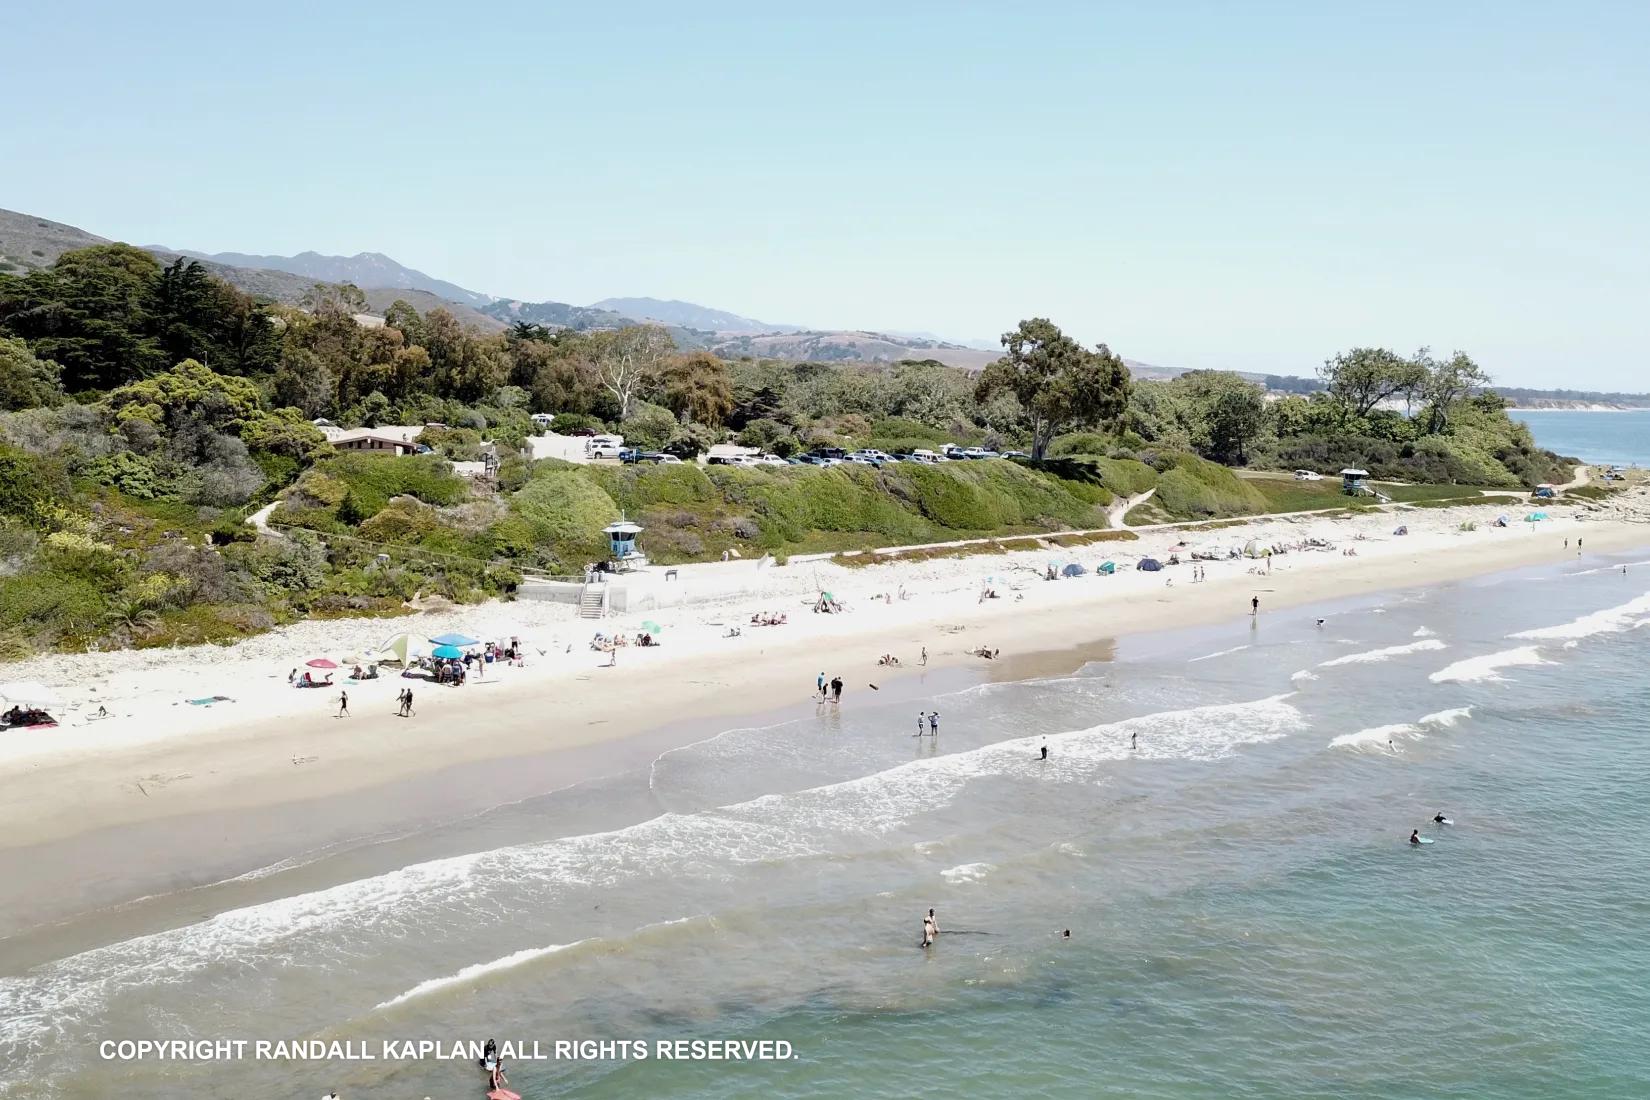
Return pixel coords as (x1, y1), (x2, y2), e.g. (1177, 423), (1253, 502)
(603, 520), (648, 572)
(1341, 468), (1391, 503)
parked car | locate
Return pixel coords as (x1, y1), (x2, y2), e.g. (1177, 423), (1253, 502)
(754, 454), (789, 467)
(1000, 450), (1029, 459)
(960, 447), (999, 460)
(619, 448), (644, 464)
(652, 453), (683, 465)
(1293, 469), (1323, 481)
(590, 443), (624, 459)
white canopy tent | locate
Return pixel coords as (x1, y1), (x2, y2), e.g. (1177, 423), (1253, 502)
(0, 682), (62, 708)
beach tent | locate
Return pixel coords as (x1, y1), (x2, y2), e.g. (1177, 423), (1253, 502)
(429, 632), (478, 647)
(376, 633), (413, 665)
(0, 682), (61, 708)
(1243, 539), (1262, 558)
(1393, 525), (1409, 536)
(1098, 561), (1117, 575)
(1062, 563), (1086, 577)
(1137, 558), (1163, 572)
(1495, 515), (1510, 527)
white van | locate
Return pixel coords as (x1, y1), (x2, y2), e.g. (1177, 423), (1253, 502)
(588, 434), (625, 459)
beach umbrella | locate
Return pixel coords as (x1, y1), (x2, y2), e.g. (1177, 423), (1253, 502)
(432, 645), (465, 659)
(305, 658), (338, 669)
(641, 620), (662, 633)
(429, 632), (478, 647)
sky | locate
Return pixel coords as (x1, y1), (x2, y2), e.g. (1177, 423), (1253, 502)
(6, 1), (1647, 388)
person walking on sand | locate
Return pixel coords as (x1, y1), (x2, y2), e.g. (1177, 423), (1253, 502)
(817, 671), (826, 700)
(920, 646), (928, 667)
(336, 690), (349, 718)
(1039, 739), (1049, 760)
(831, 676), (843, 703)
(917, 712), (927, 736)
(928, 711), (939, 736)
(402, 689), (415, 717)
(1251, 595), (1260, 616)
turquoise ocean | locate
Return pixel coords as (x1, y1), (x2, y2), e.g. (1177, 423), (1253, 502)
(4, 546), (1650, 1098)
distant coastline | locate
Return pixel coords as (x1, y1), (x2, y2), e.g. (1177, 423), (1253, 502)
(1508, 405), (1650, 413)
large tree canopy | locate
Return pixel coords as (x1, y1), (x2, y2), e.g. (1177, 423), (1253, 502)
(974, 318), (1131, 459)
(1318, 347), (1427, 418)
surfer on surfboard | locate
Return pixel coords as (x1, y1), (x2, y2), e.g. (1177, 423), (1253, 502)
(1433, 811), (1451, 825)
(1409, 830), (1421, 846)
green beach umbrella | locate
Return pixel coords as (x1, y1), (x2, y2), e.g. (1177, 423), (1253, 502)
(642, 620), (662, 633)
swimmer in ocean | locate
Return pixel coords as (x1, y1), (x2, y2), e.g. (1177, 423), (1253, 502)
(922, 911), (937, 947)
(1433, 812), (1448, 824)
(1409, 830), (1421, 845)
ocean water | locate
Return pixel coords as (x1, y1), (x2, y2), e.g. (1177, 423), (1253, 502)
(6, 554), (1650, 1098)
(1514, 408), (1650, 466)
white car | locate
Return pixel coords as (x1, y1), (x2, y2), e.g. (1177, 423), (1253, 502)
(590, 443), (624, 459)
(1293, 469), (1323, 481)
(755, 454), (789, 467)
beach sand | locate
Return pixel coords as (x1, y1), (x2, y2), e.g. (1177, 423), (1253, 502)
(2, 490), (1648, 936)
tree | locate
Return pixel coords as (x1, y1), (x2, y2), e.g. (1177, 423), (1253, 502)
(1414, 349), (1491, 434)
(0, 336), (63, 410)
(1318, 347), (1427, 418)
(594, 325), (674, 420)
(973, 318), (1131, 459)
(658, 351), (733, 425)
(1172, 371), (1270, 466)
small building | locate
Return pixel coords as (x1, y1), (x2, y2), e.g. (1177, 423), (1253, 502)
(317, 423), (427, 455)
(1340, 468), (1371, 495)
(603, 520), (647, 572)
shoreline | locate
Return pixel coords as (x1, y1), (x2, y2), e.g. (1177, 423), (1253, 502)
(2, 492), (1649, 945)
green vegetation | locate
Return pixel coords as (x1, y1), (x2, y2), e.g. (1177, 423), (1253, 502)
(0, 244), (1577, 657)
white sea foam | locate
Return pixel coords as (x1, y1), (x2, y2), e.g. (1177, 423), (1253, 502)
(1510, 592), (1650, 642)
(1429, 646), (1552, 683)
(940, 862), (995, 884)
(1319, 639), (1447, 667)
(1413, 626), (1436, 638)
(0, 694), (1307, 1055)
(1329, 723), (1419, 751)
(1188, 644), (1250, 663)
(375, 941), (587, 1010)
(1419, 706), (1472, 728)
(1291, 668), (1318, 683)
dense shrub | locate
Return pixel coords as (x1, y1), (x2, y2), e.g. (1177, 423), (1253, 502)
(512, 467), (620, 566)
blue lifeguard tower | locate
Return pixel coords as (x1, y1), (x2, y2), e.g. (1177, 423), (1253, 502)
(604, 520), (647, 571)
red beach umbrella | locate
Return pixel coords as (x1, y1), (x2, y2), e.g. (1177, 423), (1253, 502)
(306, 658), (338, 669)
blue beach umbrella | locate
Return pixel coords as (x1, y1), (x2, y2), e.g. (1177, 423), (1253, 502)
(429, 632), (478, 647)
(431, 644), (465, 659)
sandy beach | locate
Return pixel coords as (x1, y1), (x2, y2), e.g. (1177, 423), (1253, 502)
(1, 487), (1645, 871)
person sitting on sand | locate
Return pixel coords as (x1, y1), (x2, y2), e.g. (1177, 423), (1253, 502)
(350, 665), (364, 680)
(287, 668), (297, 683)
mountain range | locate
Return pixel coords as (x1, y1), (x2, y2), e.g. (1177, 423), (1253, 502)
(0, 206), (1260, 377)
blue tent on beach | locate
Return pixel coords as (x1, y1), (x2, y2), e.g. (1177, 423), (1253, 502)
(429, 632), (478, 647)
(431, 644), (465, 659)
(1137, 558), (1163, 572)
(1098, 561), (1117, 575)
(1062, 563), (1086, 577)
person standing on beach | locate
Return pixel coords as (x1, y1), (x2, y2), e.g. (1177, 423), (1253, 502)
(920, 646), (928, 666)
(1251, 595), (1260, 616)
(921, 910), (937, 948)
(1039, 739), (1049, 760)
(917, 712), (927, 736)
(1131, 731), (1137, 751)
(831, 676), (843, 702)
(336, 690), (349, 718)
(928, 711), (939, 736)
(402, 689), (415, 717)
(817, 671), (825, 699)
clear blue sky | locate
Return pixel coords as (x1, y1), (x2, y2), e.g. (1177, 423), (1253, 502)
(8, 1), (1647, 387)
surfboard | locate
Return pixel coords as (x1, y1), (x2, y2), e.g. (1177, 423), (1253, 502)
(1436, 818), (1454, 826)
(1413, 836), (1435, 845)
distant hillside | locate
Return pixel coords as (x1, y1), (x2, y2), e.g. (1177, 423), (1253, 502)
(172, 248), (492, 308)
(591, 296), (798, 334)
(482, 297), (638, 332)
(707, 330), (999, 370)
(0, 208), (501, 331)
